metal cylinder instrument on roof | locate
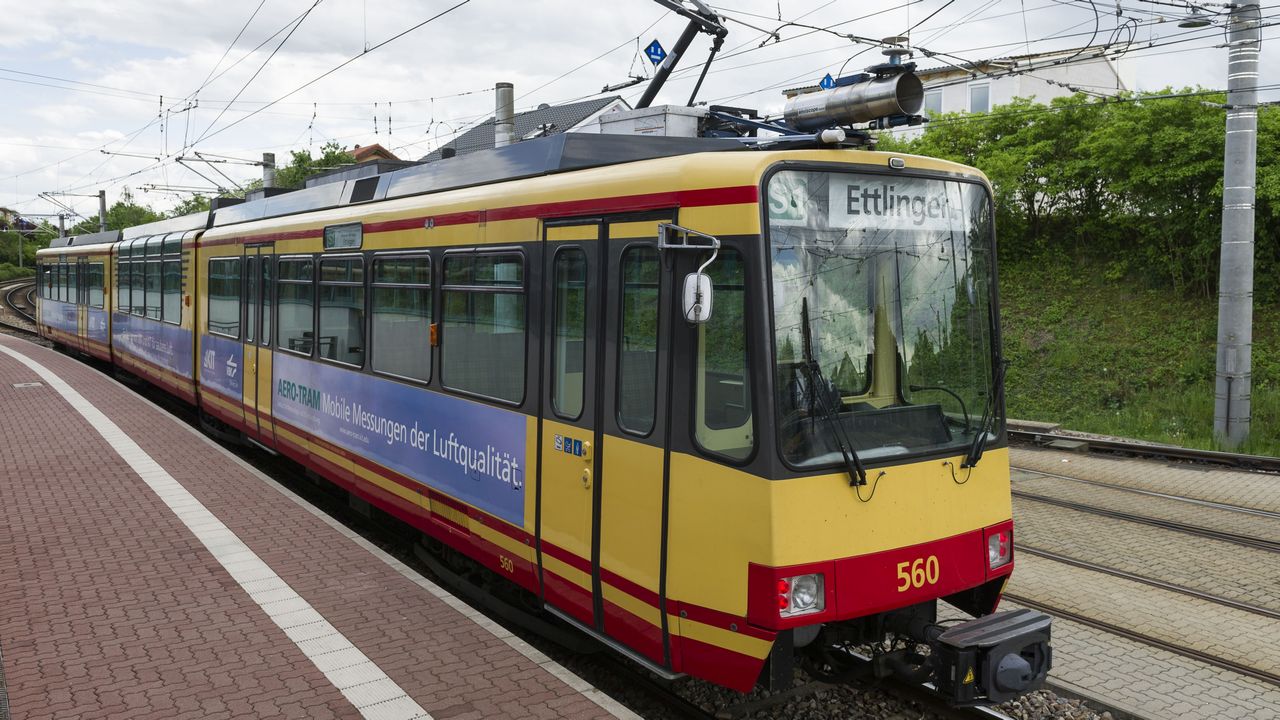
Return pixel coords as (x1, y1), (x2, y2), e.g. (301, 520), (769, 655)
(784, 72), (924, 131)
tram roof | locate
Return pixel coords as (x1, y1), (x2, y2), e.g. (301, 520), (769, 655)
(209, 133), (746, 228)
(44, 229), (121, 249)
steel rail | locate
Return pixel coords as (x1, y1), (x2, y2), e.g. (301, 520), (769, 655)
(1012, 466), (1280, 521)
(0, 281), (37, 336)
(1012, 490), (1280, 553)
(1016, 544), (1280, 621)
(3, 282), (35, 324)
(1009, 430), (1280, 473)
(1005, 593), (1280, 688)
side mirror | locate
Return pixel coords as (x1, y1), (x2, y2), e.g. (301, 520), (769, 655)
(682, 272), (713, 324)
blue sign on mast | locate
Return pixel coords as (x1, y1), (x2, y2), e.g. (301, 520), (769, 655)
(820, 73), (835, 90)
(646, 39), (667, 66)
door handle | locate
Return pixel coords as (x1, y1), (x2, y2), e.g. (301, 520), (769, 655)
(581, 469), (592, 489)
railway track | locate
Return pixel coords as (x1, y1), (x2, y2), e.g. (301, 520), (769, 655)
(1011, 489), (1280, 554)
(0, 280), (36, 336)
(1008, 438), (1280, 698)
(1012, 466), (1280, 521)
(1009, 429), (1280, 473)
(1014, 544), (1280, 621)
(1005, 591), (1280, 688)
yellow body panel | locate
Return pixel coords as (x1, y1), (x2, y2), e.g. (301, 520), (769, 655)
(540, 417), (594, 582)
(667, 448), (1012, 617)
(598, 435), (665, 595)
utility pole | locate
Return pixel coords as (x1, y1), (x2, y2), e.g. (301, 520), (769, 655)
(1214, 2), (1261, 448)
(98, 189), (107, 232)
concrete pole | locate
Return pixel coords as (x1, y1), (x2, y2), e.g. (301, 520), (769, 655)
(58, 214), (65, 238)
(98, 189), (107, 232)
(1214, 2), (1261, 448)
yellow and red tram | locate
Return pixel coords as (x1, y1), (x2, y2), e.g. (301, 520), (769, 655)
(37, 112), (1050, 704)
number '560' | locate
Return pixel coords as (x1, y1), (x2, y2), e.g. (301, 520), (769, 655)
(896, 556), (940, 592)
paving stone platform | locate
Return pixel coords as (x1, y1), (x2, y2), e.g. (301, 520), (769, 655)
(0, 335), (633, 720)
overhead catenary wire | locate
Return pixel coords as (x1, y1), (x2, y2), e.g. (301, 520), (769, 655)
(192, 0), (325, 147)
(10, 0), (1280, 214)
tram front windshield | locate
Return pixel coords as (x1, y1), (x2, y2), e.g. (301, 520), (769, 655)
(768, 169), (999, 468)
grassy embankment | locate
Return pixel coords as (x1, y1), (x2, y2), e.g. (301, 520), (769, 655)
(1000, 258), (1278, 456)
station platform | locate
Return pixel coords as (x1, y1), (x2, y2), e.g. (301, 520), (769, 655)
(0, 335), (634, 720)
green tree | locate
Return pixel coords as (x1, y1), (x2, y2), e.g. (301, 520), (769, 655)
(229, 141), (357, 198)
(274, 141), (357, 189)
(879, 90), (1278, 300)
(68, 187), (163, 234)
(169, 194), (211, 217)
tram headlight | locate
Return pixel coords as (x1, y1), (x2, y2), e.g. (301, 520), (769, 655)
(987, 529), (1011, 570)
(780, 573), (824, 616)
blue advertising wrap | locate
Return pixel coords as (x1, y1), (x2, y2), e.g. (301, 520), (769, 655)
(200, 333), (244, 400)
(87, 308), (109, 344)
(41, 300), (78, 334)
(272, 353), (527, 527)
(113, 313), (194, 377)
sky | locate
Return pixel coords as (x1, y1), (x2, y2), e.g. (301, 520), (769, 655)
(1, 0), (1275, 223)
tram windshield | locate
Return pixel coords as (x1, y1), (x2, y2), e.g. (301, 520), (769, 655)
(768, 169), (999, 468)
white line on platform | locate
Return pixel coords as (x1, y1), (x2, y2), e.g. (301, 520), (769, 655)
(0, 341), (433, 720)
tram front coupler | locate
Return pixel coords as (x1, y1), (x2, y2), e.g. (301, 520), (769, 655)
(928, 608), (1053, 705)
(871, 604), (1052, 705)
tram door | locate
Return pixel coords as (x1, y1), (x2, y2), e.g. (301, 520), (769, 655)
(242, 244), (275, 446)
(539, 221), (604, 627)
(539, 216), (673, 668)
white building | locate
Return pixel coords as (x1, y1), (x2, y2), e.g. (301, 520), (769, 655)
(896, 47), (1131, 136)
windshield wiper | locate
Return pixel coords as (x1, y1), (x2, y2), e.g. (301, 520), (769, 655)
(962, 358), (1009, 469)
(800, 297), (867, 487)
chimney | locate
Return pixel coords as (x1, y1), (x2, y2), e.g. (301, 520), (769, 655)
(262, 152), (276, 188)
(494, 82), (515, 149)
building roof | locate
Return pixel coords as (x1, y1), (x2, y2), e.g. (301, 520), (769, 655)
(351, 143), (399, 162)
(420, 96), (626, 162)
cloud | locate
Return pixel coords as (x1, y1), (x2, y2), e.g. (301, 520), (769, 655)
(0, 0), (1270, 215)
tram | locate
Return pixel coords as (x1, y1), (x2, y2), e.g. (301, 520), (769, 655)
(36, 60), (1050, 705)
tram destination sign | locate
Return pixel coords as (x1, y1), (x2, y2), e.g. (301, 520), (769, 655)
(828, 176), (966, 232)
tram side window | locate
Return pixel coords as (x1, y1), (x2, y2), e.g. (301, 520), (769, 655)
(41, 264), (52, 299)
(442, 253), (525, 403)
(319, 257), (365, 367)
(693, 249), (753, 460)
(117, 251), (130, 313)
(371, 256), (431, 382)
(88, 263), (105, 309)
(552, 249), (586, 419)
(617, 246), (660, 434)
(131, 250), (144, 316)
(67, 263), (78, 305)
(145, 238), (163, 320)
(56, 264), (66, 302)
(162, 239), (182, 324)
(208, 257), (241, 338)
(278, 257), (315, 355)
(261, 257), (272, 346)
